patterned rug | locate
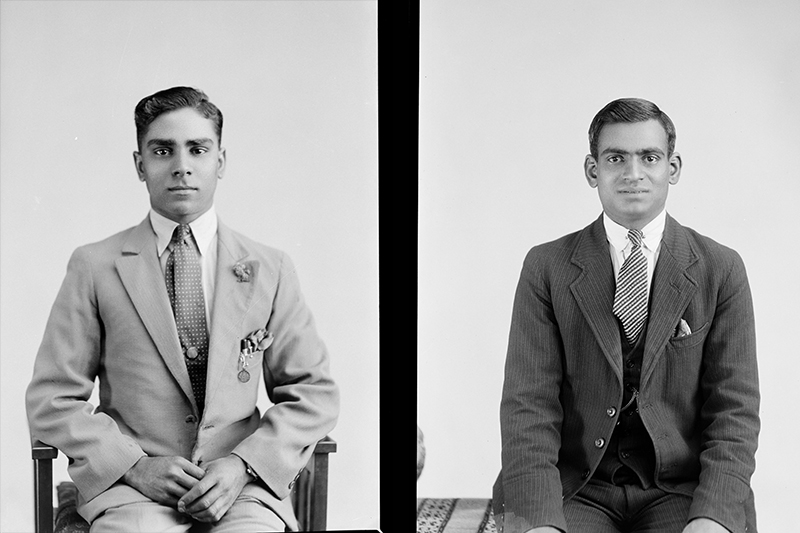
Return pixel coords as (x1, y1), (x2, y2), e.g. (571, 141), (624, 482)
(416, 498), (497, 533)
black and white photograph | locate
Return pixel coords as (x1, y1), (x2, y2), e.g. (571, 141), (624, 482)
(0, 1), (378, 531)
(417, 1), (800, 532)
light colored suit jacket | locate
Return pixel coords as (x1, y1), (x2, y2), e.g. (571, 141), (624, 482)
(493, 214), (759, 533)
(26, 216), (339, 528)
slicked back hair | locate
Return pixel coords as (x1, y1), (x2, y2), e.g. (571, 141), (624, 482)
(135, 86), (223, 150)
(588, 98), (676, 160)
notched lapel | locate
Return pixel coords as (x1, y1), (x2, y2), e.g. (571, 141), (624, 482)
(570, 216), (623, 379)
(204, 223), (260, 409)
(114, 218), (196, 405)
(641, 216), (699, 386)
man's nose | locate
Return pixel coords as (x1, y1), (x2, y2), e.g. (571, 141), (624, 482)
(624, 159), (644, 180)
(172, 151), (192, 177)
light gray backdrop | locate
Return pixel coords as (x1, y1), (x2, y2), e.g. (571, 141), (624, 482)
(417, 1), (800, 530)
(0, 1), (378, 531)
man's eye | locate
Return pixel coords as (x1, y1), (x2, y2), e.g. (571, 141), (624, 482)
(191, 147), (208, 155)
(644, 155), (660, 163)
(607, 156), (622, 164)
(154, 148), (171, 156)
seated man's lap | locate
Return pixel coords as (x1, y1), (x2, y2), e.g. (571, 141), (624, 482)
(90, 493), (287, 533)
(564, 479), (692, 533)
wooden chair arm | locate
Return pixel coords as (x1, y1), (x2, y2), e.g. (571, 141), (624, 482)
(32, 440), (56, 533)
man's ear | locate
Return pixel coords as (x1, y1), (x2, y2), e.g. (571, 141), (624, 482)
(132, 151), (145, 182)
(584, 155), (598, 188)
(217, 147), (226, 179)
(668, 152), (682, 185)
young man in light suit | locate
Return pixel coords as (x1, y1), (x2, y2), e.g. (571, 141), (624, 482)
(493, 99), (759, 533)
(26, 87), (339, 532)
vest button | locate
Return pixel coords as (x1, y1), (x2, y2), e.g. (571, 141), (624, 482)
(185, 415), (197, 424)
(606, 406), (617, 417)
(186, 347), (199, 359)
(594, 438), (605, 448)
(581, 469), (590, 479)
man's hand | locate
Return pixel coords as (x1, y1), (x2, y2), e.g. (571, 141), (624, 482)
(177, 455), (251, 523)
(682, 518), (730, 533)
(122, 456), (206, 507)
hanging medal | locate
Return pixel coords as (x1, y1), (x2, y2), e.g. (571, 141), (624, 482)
(238, 339), (253, 382)
(237, 329), (273, 384)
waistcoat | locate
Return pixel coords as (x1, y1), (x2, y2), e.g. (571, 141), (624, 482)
(593, 322), (656, 488)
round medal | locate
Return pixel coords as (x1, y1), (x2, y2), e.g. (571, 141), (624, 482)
(238, 369), (251, 383)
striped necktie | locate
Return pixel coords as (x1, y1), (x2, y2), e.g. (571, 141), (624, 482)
(613, 229), (648, 344)
(166, 224), (209, 417)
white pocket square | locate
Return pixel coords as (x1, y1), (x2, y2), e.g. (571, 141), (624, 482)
(674, 318), (692, 338)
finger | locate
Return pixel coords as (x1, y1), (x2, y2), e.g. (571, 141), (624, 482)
(175, 471), (203, 491)
(174, 457), (206, 480)
(177, 478), (213, 513)
(184, 484), (220, 515)
(188, 487), (233, 523)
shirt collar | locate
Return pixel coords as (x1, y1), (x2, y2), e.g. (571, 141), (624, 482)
(603, 209), (666, 254)
(149, 205), (218, 258)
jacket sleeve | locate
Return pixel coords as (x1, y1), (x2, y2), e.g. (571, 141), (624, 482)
(231, 252), (339, 500)
(25, 247), (146, 502)
(688, 251), (760, 532)
(496, 248), (567, 532)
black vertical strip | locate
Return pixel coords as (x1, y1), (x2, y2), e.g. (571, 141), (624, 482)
(379, 1), (419, 533)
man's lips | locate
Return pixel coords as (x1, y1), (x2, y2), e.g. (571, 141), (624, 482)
(618, 189), (648, 194)
(168, 186), (197, 192)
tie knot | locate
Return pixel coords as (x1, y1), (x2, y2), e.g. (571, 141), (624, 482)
(172, 224), (192, 246)
(627, 229), (644, 249)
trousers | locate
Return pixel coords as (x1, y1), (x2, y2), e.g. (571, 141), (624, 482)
(89, 492), (288, 533)
(563, 478), (692, 533)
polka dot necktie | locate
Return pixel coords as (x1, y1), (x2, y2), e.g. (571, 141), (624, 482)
(165, 224), (209, 417)
(613, 229), (648, 344)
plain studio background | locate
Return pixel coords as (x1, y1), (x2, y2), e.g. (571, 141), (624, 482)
(0, 1), (377, 531)
(417, 0), (800, 531)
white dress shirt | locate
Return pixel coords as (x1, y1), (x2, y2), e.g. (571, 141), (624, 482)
(149, 206), (218, 325)
(603, 209), (667, 302)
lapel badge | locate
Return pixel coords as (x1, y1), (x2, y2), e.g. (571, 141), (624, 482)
(233, 262), (252, 283)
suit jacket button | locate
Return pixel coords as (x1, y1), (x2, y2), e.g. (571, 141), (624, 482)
(185, 415), (197, 424)
(581, 469), (590, 479)
(288, 481), (295, 489)
(594, 438), (605, 448)
(606, 407), (616, 417)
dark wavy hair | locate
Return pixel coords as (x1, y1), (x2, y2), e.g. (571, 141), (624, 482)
(588, 98), (676, 159)
(134, 86), (223, 150)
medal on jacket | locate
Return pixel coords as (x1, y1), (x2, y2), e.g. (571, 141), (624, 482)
(238, 340), (253, 383)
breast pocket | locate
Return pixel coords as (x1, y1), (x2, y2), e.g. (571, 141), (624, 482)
(667, 321), (709, 350)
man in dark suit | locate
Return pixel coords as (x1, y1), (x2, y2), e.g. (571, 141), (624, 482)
(493, 98), (759, 533)
(26, 87), (339, 532)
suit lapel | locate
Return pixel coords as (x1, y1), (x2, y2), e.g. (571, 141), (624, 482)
(114, 217), (196, 405)
(641, 214), (699, 386)
(570, 215), (623, 380)
(203, 222), (259, 409)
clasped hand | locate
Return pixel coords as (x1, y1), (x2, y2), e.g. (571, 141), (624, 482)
(123, 454), (250, 523)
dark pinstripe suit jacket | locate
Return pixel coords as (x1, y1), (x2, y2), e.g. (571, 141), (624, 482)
(493, 214), (759, 533)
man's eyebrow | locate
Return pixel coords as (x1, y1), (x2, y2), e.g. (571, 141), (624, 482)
(146, 138), (176, 147)
(146, 138), (214, 147)
(186, 138), (215, 146)
(600, 146), (666, 156)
